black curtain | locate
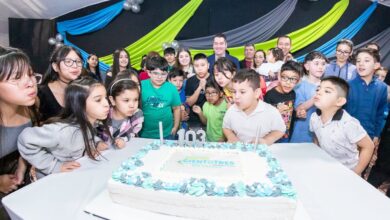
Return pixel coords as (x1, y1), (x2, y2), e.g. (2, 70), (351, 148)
(9, 18), (56, 74)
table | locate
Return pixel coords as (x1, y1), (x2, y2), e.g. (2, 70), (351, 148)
(3, 138), (390, 220)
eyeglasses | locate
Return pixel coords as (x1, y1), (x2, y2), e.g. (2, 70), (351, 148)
(150, 71), (168, 78)
(62, 58), (83, 67)
(205, 91), (218, 97)
(280, 75), (299, 84)
(336, 50), (351, 56)
(7, 73), (42, 87)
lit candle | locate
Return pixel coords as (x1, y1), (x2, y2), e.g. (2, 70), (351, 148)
(159, 121), (164, 144)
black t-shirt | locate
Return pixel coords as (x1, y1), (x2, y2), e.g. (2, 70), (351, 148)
(38, 85), (63, 121)
(264, 87), (296, 141)
(185, 75), (209, 126)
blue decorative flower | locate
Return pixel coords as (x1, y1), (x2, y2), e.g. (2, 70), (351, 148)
(188, 181), (206, 196)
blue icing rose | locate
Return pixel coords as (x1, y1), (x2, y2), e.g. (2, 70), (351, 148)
(214, 186), (225, 196)
(121, 160), (136, 170)
(179, 183), (188, 194)
(163, 182), (181, 191)
(255, 184), (273, 197)
(141, 172), (151, 178)
(134, 176), (143, 186)
(142, 178), (154, 189)
(188, 181), (206, 196)
(235, 182), (246, 197)
(280, 185), (297, 198)
(205, 184), (216, 196)
(258, 151), (267, 157)
(125, 174), (139, 185)
(112, 169), (123, 181)
(153, 180), (163, 190)
(271, 186), (282, 197)
(134, 159), (144, 167)
(225, 184), (238, 197)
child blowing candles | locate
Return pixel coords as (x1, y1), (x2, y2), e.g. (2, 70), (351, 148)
(18, 77), (111, 179)
(0, 47), (40, 219)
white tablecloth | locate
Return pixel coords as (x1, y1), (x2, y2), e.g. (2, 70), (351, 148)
(3, 138), (390, 220)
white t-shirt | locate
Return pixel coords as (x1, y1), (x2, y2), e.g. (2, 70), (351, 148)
(222, 101), (286, 143)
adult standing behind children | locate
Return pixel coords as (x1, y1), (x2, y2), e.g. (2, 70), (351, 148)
(38, 46), (83, 121)
(290, 51), (328, 143)
(185, 53), (211, 130)
(105, 48), (132, 88)
(324, 39), (356, 81)
(140, 56), (181, 139)
(310, 76), (374, 175)
(223, 69), (285, 145)
(346, 48), (388, 148)
(207, 33), (240, 74)
(277, 35), (294, 62)
(0, 47), (40, 219)
(239, 44), (256, 69)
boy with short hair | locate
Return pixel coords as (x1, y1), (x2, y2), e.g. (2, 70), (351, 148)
(169, 69), (189, 130)
(346, 48), (388, 147)
(140, 56), (181, 139)
(264, 61), (303, 142)
(223, 69), (286, 145)
(164, 47), (176, 72)
(185, 53), (211, 130)
(310, 76), (374, 175)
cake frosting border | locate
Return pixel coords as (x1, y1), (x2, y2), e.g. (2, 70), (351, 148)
(111, 140), (296, 199)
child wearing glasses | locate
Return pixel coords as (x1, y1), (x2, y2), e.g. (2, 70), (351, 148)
(192, 80), (227, 142)
(324, 39), (357, 80)
(264, 61), (303, 143)
(290, 51), (328, 143)
(38, 46), (83, 121)
(139, 56), (181, 139)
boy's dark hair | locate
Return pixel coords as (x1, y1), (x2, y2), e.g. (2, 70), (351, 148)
(145, 56), (168, 71)
(355, 47), (381, 63)
(168, 68), (185, 80)
(214, 33), (227, 42)
(277, 35), (291, 44)
(164, 47), (176, 56)
(205, 79), (222, 94)
(321, 76), (349, 98)
(281, 61), (304, 78)
(193, 53), (208, 62)
(304, 51), (329, 63)
(269, 47), (284, 62)
(232, 69), (260, 91)
(366, 42), (380, 51)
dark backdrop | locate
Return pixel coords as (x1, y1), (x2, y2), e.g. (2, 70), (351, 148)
(9, 0), (390, 72)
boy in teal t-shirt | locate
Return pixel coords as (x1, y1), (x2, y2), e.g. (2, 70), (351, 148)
(193, 80), (227, 142)
(140, 56), (181, 139)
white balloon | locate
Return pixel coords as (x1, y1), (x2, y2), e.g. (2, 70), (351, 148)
(48, 37), (56, 45)
(131, 4), (141, 13)
(55, 33), (63, 42)
(171, 40), (179, 49)
(123, 2), (131, 10)
(55, 42), (64, 48)
(127, 0), (137, 5)
(136, 0), (144, 4)
(162, 42), (170, 49)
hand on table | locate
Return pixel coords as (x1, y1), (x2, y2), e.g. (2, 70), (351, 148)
(115, 138), (126, 149)
(60, 161), (81, 172)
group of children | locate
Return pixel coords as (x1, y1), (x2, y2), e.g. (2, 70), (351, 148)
(0, 36), (390, 218)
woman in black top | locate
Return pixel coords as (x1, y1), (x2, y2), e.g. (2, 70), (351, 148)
(38, 45), (83, 121)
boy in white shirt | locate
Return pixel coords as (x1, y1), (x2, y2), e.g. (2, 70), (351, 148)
(310, 76), (374, 175)
(223, 69), (285, 145)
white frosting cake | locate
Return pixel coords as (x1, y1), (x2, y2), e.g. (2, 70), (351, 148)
(108, 141), (297, 220)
